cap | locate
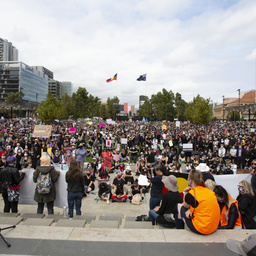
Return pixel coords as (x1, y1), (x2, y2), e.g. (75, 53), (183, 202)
(7, 156), (17, 162)
(226, 234), (256, 256)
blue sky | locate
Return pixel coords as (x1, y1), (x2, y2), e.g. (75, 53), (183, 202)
(1, 0), (255, 107)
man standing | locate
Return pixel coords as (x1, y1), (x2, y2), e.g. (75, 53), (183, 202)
(76, 143), (86, 172)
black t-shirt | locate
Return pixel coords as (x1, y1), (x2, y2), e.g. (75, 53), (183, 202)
(113, 177), (125, 187)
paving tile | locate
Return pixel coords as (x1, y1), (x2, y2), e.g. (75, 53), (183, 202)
(89, 220), (120, 229)
(45, 214), (69, 221)
(55, 219), (86, 227)
(0, 217), (23, 225)
(0, 212), (20, 217)
(73, 214), (96, 223)
(123, 221), (153, 229)
(99, 215), (123, 224)
(21, 213), (45, 219)
(125, 216), (137, 221)
(21, 218), (54, 226)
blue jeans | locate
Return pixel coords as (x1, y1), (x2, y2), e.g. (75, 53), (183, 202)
(67, 191), (82, 217)
(149, 196), (162, 210)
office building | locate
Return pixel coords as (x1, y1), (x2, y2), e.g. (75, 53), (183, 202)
(32, 66), (54, 80)
(0, 61), (48, 103)
(139, 95), (146, 105)
(124, 103), (128, 113)
(48, 80), (62, 99)
(0, 38), (18, 61)
(61, 81), (72, 97)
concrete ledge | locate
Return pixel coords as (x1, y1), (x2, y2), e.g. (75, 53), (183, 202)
(21, 218), (54, 226)
(45, 214), (69, 221)
(89, 220), (120, 229)
(55, 219), (87, 227)
(73, 214), (96, 223)
(21, 213), (45, 219)
(0, 212), (20, 217)
(0, 216), (23, 225)
(123, 221), (153, 229)
(99, 215), (123, 224)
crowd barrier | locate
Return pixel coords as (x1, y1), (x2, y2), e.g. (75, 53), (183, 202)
(18, 165), (251, 209)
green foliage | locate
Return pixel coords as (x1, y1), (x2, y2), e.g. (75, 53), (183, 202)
(151, 89), (176, 121)
(185, 95), (212, 124)
(137, 96), (152, 119)
(6, 91), (24, 104)
(99, 104), (108, 119)
(36, 92), (68, 123)
(175, 92), (187, 121)
(61, 93), (74, 118)
(107, 96), (120, 119)
(226, 111), (240, 121)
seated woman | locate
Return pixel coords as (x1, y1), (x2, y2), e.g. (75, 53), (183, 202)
(236, 180), (256, 229)
(111, 182), (127, 202)
(149, 175), (183, 228)
(175, 169), (220, 235)
(83, 169), (95, 195)
(128, 179), (143, 203)
(94, 182), (111, 204)
(214, 185), (242, 229)
(96, 167), (110, 184)
(123, 167), (134, 185)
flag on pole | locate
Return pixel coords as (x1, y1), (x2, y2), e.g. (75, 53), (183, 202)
(106, 73), (117, 83)
(137, 74), (147, 81)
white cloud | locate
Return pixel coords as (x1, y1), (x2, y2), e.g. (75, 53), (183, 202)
(0, 0), (255, 108)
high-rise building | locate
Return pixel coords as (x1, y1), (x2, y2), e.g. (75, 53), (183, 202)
(0, 61), (48, 103)
(0, 38), (18, 61)
(139, 95), (146, 105)
(61, 81), (72, 97)
(32, 66), (53, 80)
(48, 80), (62, 99)
(124, 103), (128, 113)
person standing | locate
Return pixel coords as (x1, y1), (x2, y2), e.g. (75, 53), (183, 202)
(148, 164), (164, 210)
(65, 159), (84, 218)
(250, 159), (256, 195)
(76, 143), (86, 172)
(33, 155), (60, 214)
(0, 156), (25, 213)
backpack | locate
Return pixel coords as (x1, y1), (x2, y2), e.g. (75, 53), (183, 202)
(36, 172), (52, 194)
(131, 194), (142, 205)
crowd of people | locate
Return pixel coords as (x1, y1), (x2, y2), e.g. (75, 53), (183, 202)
(0, 118), (255, 234)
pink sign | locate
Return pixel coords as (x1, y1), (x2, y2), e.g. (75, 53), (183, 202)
(100, 123), (105, 128)
(112, 154), (120, 161)
(69, 128), (76, 133)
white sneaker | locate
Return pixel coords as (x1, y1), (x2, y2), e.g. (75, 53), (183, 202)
(107, 199), (110, 204)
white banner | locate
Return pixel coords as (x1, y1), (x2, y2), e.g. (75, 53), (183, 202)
(19, 167), (68, 208)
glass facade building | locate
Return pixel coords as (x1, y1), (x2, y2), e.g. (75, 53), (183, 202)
(61, 81), (72, 97)
(0, 62), (48, 103)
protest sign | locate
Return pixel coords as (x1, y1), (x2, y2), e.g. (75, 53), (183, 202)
(112, 154), (120, 161)
(33, 125), (52, 138)
(121, 138), (127, 145)
(69, 128), (76, 133)
(103, 157), (112, 169)
(106, 139), (112, 147)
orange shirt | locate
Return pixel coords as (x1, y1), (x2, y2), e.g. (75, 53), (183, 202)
(189, 186), (220, 235)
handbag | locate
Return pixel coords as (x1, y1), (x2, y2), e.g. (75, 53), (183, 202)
(7, 185), (20, 202)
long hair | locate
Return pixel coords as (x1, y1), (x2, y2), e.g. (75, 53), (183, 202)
(66, 159), (82, 182)
(240, 180), (255, 196)
(189, 169), (205, 187)
(214, 185), (229, 208)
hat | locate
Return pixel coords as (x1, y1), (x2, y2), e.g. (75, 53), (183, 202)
(226, 234), (256, 256)
(162, 175), (179, 192)
(78, 143), (83, 147)
(196, 163), (210, 172)
(7, 156), (16, 162)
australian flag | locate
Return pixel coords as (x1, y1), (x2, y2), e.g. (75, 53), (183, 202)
(137, 73), (147, 81)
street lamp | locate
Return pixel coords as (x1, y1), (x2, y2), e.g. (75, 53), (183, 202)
(237, 89), (240, 120)
(222, 95), (225, 121)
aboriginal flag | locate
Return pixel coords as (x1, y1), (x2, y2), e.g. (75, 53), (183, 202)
(106, 73), (117, 83)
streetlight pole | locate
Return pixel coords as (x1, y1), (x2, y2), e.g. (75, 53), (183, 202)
(222, 95), (225, 121)
(20, 87), (24, 118)
(237, 89), (240, 120)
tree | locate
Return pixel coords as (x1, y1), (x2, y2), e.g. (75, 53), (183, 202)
(99, 104), (108, 119)
(185, 95), (212, 124)
(227, 111), (240, 121)
(137, 96), (152, 119)
(72, 87), (90, 119)
(6, 91), (24, 104)
(107, 96), (120, 119)
(36, 92), (68, 123)
(175, 92), (187, 121)
(151, 88), (176, 121)
(61, 93), (74, 118)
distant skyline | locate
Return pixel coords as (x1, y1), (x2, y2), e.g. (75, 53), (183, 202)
(1, 0), (255, 107)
